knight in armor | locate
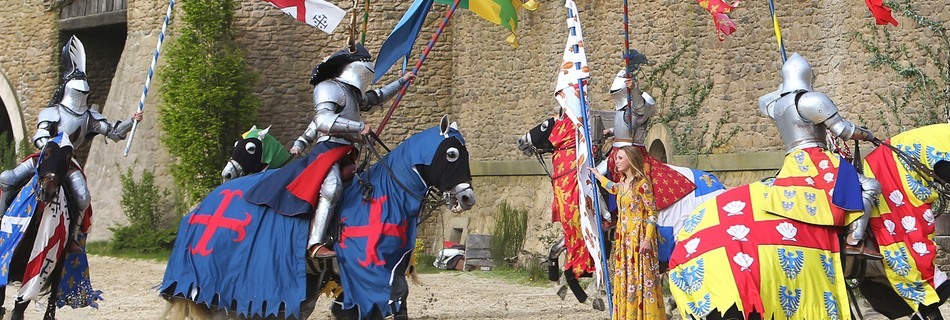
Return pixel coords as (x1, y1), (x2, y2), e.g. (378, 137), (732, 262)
(599, 69), (655, 174)
(758, 52), (883, 259)
(0, 36), (142, 248)
(289, 44), (414, 259)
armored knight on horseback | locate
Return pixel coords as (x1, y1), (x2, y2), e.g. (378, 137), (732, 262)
(758, 52), (883, 259)
(288, 44), (414, 259)
(0, 36), (142, 249)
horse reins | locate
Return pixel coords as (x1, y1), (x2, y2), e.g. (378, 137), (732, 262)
(875, 138), (950, 201)
(357, 133), (438, 204)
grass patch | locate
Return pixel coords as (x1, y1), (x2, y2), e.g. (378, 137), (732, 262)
(413, 254), (450, 274)
(85, 241), (172, 262)
(471, 265), (550, 287)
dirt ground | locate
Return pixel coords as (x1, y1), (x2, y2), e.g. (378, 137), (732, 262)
(1, 255), (948, 319)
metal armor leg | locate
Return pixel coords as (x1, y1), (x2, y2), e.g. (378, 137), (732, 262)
(0, 160), (37, 217)
(309, 164), (342, 246)
(64, 168), (90, 237)
(848, 174), (882, 244)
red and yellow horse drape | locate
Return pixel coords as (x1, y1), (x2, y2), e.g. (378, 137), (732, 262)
(863, 124), (950, 310)
(549, 115), (595, 278)
(669, 147), (866, 320)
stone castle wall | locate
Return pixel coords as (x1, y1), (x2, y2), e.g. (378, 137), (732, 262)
(1, 0), (948, 256)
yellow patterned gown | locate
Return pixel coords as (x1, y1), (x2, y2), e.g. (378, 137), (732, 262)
(597, 173), (666, 320)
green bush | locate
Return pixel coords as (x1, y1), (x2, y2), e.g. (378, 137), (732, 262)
(158, 0), (259, 203)
(0, 133), (36, 171)
(489, 202), (528, 265)
(108, 167), (177, 253)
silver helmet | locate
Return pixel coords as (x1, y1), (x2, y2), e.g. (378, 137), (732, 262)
(337, 60), (375, 93)
(780, 53), (814, 94)
(610, 70), (628, 109)
(60, 77), (90, 114)
(58, 36), (90, 114)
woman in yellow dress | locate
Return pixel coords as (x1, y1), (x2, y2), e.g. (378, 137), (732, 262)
(590, 146), (665, 319)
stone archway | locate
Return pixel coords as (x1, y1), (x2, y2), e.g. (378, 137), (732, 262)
(0, 68), (26, 154)
(646, 123), (673, 163)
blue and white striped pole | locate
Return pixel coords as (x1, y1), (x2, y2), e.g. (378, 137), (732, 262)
(124, 0), (175, 156)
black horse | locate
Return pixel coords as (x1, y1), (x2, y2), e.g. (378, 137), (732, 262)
(0, 137), (95, 320)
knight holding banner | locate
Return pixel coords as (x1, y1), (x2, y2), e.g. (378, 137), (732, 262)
(758, 52), (882, 259)
(285, 44), (413, 259)
(0, 36), (142, 248)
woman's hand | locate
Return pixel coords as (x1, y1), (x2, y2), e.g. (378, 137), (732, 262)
(586, 166), (603, 179)
(639, 239), (654, 255)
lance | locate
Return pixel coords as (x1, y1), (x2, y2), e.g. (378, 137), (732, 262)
(375, 0), (460, 137)
(622, 0), (634, 110)
(767, 0), (787, 63)
(124, 0), (175, 156)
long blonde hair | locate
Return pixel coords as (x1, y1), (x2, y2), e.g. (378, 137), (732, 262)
(617, 146), (647, 187)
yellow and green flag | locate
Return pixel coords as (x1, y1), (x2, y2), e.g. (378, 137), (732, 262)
(435, 0), (526, 46)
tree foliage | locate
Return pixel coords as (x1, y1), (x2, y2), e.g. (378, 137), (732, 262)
(159, 0), (259, 202)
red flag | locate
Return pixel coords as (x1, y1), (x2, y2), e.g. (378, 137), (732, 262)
(865, 0), (899, 26)
(697, 0), (740, 40)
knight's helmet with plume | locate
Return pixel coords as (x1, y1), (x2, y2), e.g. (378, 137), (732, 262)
(51, 36), (90, 115)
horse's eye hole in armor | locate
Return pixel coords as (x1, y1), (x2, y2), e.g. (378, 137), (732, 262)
(245, 142), (257, 155)
(446, 147), (460, 163)
(233, 140), (239, 147)
(540, 120), (550, 132)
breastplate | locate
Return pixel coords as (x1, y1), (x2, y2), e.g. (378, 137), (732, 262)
(772, 94), (826, 151)
(55, 105), (92, 146)
(612, 108), (650, 147)
(316, 81), (364, 143)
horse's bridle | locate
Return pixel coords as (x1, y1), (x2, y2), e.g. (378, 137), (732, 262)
(357, 133), (446, 209)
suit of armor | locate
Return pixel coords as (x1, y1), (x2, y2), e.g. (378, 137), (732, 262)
(294, 45), (409, 256)
(596, 71), (655, 175)
(0, 36), (138, 241)
(758, 53), (881, 256)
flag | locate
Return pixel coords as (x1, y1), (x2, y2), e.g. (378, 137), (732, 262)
(864, 0), (898, 27)
(265, 0), (347, 34)
(696, 0), (739, 40)
(434, 0), (524, 46)
(554, 0), (606, 292)
(374, 0), (435, 84)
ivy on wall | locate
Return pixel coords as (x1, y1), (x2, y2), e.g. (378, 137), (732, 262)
(853, 0), (949, 134)
(159, 0), (260, 203)
(640, 41), (739, 155)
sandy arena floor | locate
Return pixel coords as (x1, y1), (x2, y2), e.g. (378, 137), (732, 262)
(0, 255), (947, 319)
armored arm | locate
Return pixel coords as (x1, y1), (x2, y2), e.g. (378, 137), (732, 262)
(361, 77), (407, 112)
(33, 108), (59, 149)
(797, 92), (874, 141)
(293, 121), (318, 151)
(89, 110), (134, 142)
(312, 82), (366, 140)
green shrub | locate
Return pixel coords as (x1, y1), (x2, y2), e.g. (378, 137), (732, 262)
(109, 167), (177, 254)
(0, 133), (36, 171)
(489, 202), (528, 265)
(158, 0), (259, 203)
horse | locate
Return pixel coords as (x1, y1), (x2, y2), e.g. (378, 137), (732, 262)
(517, 115), (726, 310)
(221, 125), (293, 182)
(668, 123), (950, 320)
(161, 115), (476, 320)
(0, 134), (102, 320)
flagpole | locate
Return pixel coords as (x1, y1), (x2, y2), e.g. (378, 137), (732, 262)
(375, 0), (460, 136)
(767, 0), (787, 63)
(124, 0), (174, 156)
(577, 77), (614, 314)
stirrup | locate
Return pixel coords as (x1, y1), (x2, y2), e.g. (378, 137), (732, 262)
(309, 243), (336, 259)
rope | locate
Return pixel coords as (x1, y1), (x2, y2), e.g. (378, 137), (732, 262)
(123, 0), (174, 156)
